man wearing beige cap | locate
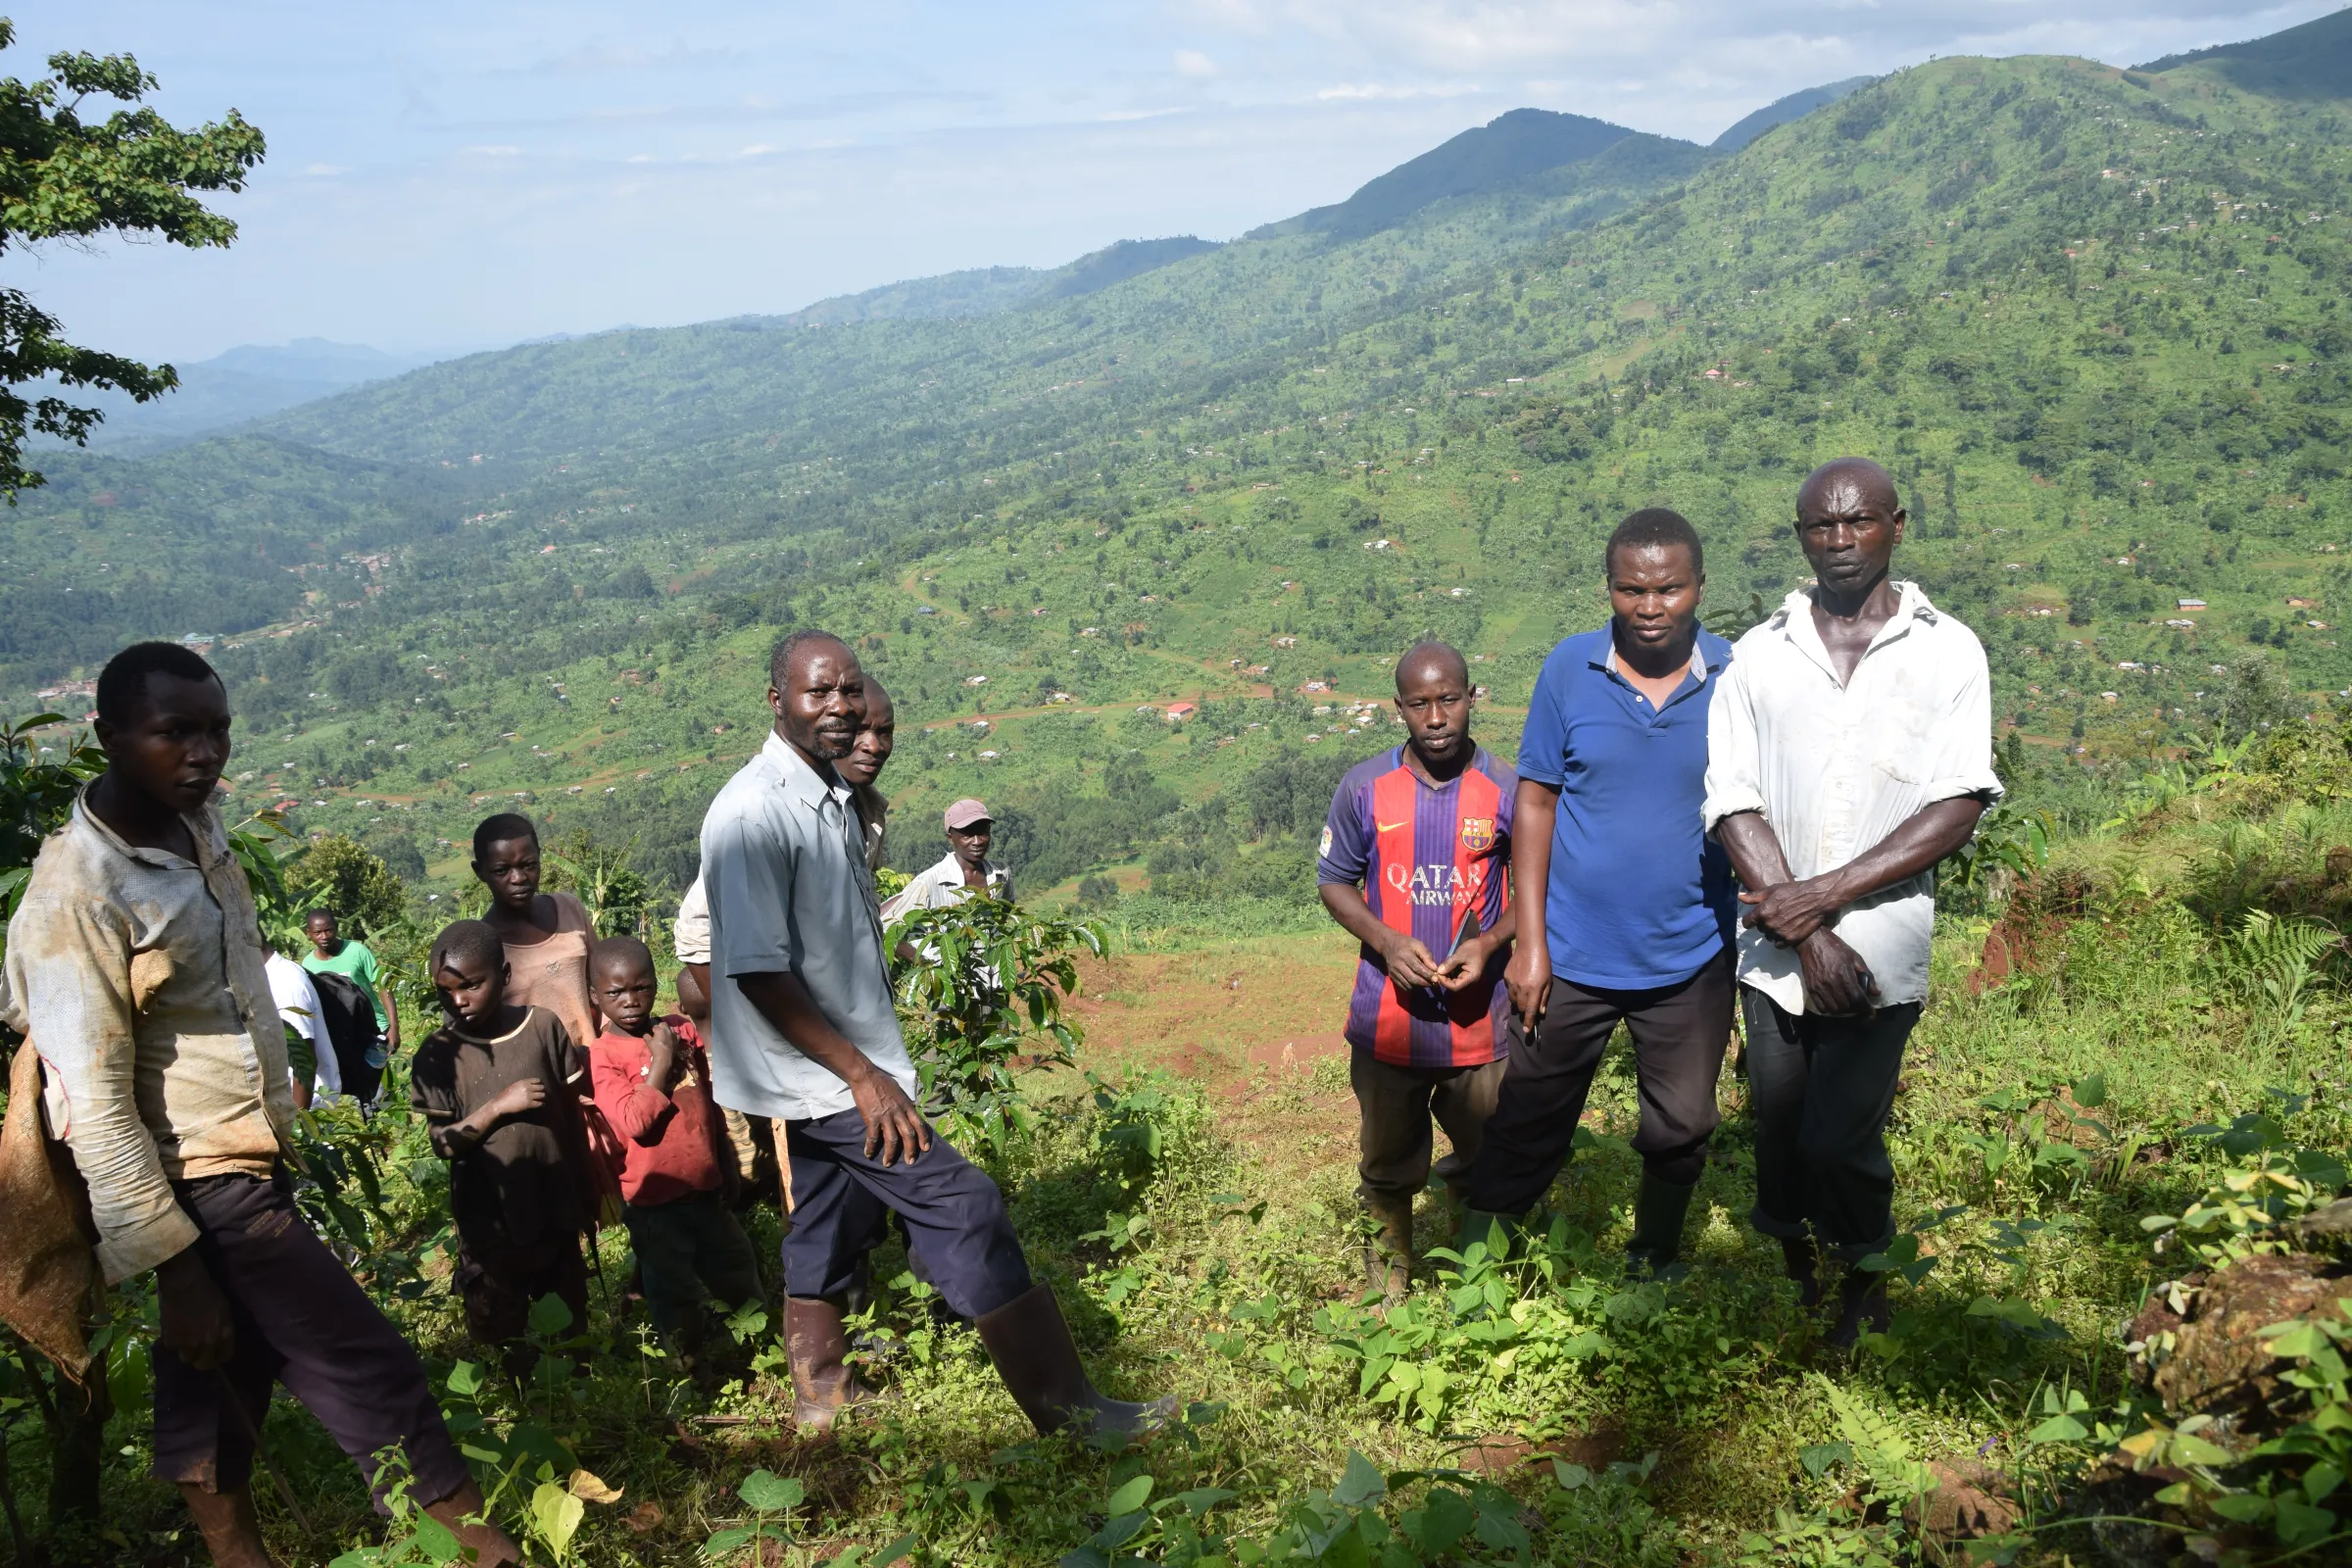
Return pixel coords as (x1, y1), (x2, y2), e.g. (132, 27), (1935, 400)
(880, 798), (1012, 928)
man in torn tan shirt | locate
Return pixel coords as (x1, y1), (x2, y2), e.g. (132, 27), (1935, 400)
(1, 642), (514, 1568)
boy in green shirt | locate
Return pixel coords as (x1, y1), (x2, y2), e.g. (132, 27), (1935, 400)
(302, 907), (400, 1052)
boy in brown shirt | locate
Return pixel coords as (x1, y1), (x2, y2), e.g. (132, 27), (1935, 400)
(410, 921), (600, 1365)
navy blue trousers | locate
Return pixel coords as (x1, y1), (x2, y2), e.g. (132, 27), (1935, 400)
(780, 1108), (1032, 1319)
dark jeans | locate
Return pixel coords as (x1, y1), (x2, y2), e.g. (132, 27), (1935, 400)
(153, 1169), (468, 1510)
(1741, 988), (1923, 1263)
(1457, 952), (1733, 1215)
(1351, 1054), (1507, 1204)
(780, 1107), (1032, 1320)
(623, 1191), (762, 1340)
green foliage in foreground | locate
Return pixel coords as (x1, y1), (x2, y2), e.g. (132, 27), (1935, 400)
(4, 725), (2352, 1562)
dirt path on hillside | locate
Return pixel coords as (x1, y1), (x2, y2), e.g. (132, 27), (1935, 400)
(1061, 933), (1451, 1187)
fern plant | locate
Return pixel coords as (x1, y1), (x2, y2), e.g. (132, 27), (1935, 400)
(2211, 909), (2341, 1027)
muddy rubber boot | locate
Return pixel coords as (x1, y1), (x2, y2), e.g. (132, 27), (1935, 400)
(1781, 1234), (1823, 1309)
(1361, 1194), (1415, 1302)
(1624, 1172), (1698, 1278)
(1824, 1270), (1889, 1349)
(973, 1282), (1177, 1440)
(787, 1297), (877, 1433)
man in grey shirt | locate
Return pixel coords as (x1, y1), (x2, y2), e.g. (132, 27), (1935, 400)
(700, 629), (1167, 1438)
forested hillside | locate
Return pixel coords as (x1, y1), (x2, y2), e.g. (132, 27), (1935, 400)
(11, 20), (2352, 918)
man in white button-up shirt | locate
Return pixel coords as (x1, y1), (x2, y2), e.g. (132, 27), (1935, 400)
(1702, 460), (2000, 1347)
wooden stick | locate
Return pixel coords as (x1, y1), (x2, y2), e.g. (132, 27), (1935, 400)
(768, 1120), (795, 1216)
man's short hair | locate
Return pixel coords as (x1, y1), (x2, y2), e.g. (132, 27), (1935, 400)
(591, 935), (653, 976)
(304, 907), (336, 926)
(769, 628), (849, 690)
(472, 812), (538, 860)
(95, 641), (222, 725)
(1394, 640), (1470, 692)
(1604, 508), (1704, 578)
(429, 920), (504, 978)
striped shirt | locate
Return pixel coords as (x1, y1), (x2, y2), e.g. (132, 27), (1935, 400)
(1316, 747), (1517, 1068)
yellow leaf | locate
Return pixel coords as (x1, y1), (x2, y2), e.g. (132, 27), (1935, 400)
(568, 1467), (625, 1504)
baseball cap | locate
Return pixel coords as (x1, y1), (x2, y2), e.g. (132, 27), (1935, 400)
(944, 798), (993, 830)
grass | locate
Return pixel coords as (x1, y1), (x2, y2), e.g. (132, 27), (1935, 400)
(11, 732), (2352, 1565)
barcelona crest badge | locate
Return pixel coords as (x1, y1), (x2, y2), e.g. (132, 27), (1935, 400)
(1458, 816), (1495, 853)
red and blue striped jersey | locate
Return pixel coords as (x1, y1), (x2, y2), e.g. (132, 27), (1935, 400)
(1316, 747), (1517, 1068)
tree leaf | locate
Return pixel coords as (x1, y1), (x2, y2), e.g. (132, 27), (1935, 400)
(738, 1468), (806, 1512)
(529, 1480), (585, 1559)
(1334, 1450), (1388, 1506)
(1104, 1474), (1154, 1516)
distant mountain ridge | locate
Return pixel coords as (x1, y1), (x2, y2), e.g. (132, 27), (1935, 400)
(1247, 108), (1653, 241)
(1711, 75), (1881, 151)
(779, 236), (1222, 328)
(66, 337), (445, 455)
(2136, 5), (2352, 96)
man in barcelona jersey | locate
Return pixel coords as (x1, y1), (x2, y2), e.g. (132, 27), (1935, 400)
(1317, 641), (1517, 1299)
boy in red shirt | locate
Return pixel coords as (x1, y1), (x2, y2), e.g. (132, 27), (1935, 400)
(586, 936), (762, 1366)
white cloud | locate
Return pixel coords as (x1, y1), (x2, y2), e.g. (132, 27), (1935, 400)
(23, 0), (2341, 360)
(1316, 81), (1485, 101)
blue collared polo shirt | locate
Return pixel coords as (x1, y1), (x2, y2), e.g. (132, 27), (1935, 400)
(1517, 623), (1737, 991)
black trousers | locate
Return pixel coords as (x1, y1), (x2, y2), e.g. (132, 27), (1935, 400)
(153, 1169), (468, 1509)
(779, 1107), (1032, 1320)
(1740, 987), (1923, 1263)
(1456, 951), (1733, 1216)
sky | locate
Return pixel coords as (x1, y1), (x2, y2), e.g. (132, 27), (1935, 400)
(16, 1), (2348, 364)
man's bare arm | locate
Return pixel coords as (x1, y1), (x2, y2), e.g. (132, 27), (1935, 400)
(1727, 798), (1986, 949)
(733, 969), (930, 1164)
(1500, 778), (1558, 1029)
(1715, 808), (1879, 1017)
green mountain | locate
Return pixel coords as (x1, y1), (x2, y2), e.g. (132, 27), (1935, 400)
(1246, 108), (1652, 240)
(15, 22), (2352, 914)
(1711, 74), (1881, 151)
(777, 235), (1223, 327)
(2136, 4), (2352, 98)
(55, 338), (447, 455)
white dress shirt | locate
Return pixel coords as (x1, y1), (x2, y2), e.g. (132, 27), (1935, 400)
(265, 951), (339, 1100)
(672, 875), (712, 966)
(1701, 583), (2002, 1013)
(877, 852), (1011, 928)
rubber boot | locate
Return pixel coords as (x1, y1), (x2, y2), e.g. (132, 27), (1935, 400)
(1455, 1207), (1519, 1257)
(1824, 1269), (1889, 1349)
(1781, 1234), (1822, 1308)
(1361, 1194), (1414, 1302)
(973, 1282), (1177, 1440)
(787, 1297), (877, 1433)
(1624, 1172), (1697, 1278)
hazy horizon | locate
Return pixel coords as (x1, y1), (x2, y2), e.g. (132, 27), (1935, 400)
(18, 0), (2345, 365)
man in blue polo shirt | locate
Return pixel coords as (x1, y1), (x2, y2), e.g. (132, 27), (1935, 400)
(1457, 509), (1737, 1274)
